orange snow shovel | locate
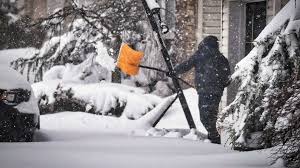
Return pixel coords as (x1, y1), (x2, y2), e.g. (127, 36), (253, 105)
(117, 43), (194, 88)
(117, 43), (144, 76)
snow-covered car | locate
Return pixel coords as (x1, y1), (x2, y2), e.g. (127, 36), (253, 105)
(0, 66), (40, 142)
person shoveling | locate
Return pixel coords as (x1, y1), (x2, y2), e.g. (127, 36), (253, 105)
(173, 36), (231, 144)
(117, 0), (231, 144)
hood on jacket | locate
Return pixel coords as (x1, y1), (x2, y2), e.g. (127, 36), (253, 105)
(198, 35), (219, 50)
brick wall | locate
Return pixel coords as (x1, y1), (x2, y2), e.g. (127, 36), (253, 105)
(22, 0), (47, 20)
(175, 0), (198, 59)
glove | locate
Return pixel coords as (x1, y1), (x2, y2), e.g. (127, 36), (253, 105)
(166, 71), (172, 77)
(166, 70), (177, 77)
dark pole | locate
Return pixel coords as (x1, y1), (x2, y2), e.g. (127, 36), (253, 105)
(140, 0), (196, 129)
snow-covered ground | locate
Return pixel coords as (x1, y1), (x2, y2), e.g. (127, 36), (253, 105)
(0, 111), (283, 168)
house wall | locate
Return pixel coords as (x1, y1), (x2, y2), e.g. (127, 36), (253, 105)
(197, 0), (222, 44)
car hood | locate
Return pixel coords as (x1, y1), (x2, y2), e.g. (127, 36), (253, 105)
(0, 66), (39, 115)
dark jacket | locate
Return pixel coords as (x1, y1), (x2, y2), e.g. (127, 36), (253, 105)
(174, 36), (231, 96)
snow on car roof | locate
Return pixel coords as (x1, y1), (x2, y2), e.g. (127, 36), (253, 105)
(0, 66), (31, 90)
(0, 48), (38, 66)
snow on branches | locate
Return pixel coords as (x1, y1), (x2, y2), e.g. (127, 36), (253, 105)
(12, 0), (168, 87)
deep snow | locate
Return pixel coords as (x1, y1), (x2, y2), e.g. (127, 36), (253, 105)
(0, 112), (283, 168)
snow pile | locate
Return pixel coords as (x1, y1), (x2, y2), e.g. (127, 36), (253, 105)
(219, 1), (300, 166)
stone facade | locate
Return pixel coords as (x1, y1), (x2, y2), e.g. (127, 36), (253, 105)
(174, 0), (198, 87)
(175, 0), (198, 58)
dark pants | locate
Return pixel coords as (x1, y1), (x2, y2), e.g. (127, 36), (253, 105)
(198, 93), (222, 144)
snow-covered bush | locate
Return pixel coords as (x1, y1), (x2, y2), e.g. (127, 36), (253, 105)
(32, 78), (162, 119)
(12, 18), (115, 83)
(218, 1), (300, 167)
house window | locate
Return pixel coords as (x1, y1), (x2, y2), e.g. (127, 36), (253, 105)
(245, 1), (266, 56)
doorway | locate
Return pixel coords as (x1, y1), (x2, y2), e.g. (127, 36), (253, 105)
(245, 1), (266, 55)
(226, 0), (267, 105)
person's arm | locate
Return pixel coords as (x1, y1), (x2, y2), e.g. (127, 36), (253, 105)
(174, 50), (209, 75)
(174, 52), (199, 75)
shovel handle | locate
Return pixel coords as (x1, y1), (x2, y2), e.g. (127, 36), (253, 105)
(139, 65), (195, 89)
